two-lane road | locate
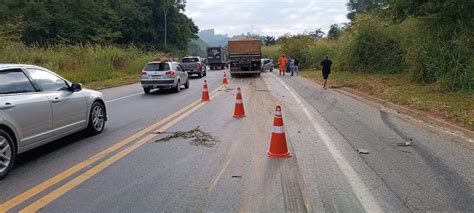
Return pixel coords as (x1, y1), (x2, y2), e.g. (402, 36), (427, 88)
(0, 69), (472, 212)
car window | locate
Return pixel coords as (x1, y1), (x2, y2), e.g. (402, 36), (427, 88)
(0, 69), (36, 94)
(144, 63), (170, 71)
(182, 58), (199, 63)
(178, 64), (185, 71)
(28, 69), (69, 91)
(175, 64), (183, 71)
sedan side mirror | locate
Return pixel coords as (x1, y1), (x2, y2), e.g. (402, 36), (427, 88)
(70, 83), (82, 92)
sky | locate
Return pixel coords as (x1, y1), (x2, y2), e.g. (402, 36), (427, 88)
(184, 0), (350, 37)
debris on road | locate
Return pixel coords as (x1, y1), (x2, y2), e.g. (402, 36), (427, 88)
(155, 126), (218, 147)
(397, 139), (413, 147)
(218, 88), (234, 92)
(232, 175), (242, 178)
(357, 148), (370, 154)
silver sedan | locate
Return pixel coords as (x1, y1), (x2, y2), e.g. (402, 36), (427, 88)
(0, 64), (107, 179)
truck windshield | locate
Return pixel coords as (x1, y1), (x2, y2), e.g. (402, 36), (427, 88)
(182, 58), (199, 63)
(144, 63), (170, 71)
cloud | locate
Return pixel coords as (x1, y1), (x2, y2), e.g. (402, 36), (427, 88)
(185, 0), (349, 37)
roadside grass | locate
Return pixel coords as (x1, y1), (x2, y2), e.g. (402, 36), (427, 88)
(301, 70), (474, 130)
(0, 37), (165, 90)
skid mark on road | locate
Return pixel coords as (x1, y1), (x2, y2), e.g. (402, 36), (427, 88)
(270, 74), (383, 212)
(381, 111), (474, 210)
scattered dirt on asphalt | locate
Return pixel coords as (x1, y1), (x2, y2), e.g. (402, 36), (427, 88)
(154, 126), (218, 147)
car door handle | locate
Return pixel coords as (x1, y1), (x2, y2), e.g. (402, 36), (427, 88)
(51, 97), (62, 103)
(0, 102), (15, 109)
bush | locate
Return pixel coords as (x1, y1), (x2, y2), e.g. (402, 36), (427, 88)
(397, 18), (473, 91)
(337, 15), (404, 74)
(0, 36), (164, 87)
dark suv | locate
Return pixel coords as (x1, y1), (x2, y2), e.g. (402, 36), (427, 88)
(180, 56), (207, 78)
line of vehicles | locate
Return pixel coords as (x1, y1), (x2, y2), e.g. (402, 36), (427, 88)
(0, 38), (274, 179)
(140, 38), (273, 94)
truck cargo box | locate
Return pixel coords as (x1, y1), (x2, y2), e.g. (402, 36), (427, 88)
(228, 39), (261, 55)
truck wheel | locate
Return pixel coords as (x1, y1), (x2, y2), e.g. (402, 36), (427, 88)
(198, 72), (202, 78)
(0, 129), (15, 180)
(203, 71), (207, 77)
(144, 88), (151, 94)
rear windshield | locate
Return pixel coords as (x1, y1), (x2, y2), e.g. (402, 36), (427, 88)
(182, 58), (199, 63)
(144, 63), (170, 71)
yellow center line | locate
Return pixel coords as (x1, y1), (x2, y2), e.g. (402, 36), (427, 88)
(0, 82), (226, 213)
(20, 86), (225, 212)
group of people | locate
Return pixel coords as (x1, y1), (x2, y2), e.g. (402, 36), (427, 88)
(277, 55), (299, 76)
(277, 54), (333, 90)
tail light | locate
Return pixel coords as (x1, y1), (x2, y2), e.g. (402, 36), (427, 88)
(196, 63), (201, 69)
(165, 71), (176, 75)
(140, 70), (147, 76)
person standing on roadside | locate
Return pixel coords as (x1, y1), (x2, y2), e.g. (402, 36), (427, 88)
(290, 57), (295, 76)
(320, 55), (332, 89)
(286, 57), (291, 74)
(278, 54), (288, 76)
(293, 57), (299, 76)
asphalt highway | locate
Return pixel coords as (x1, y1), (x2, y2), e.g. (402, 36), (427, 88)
(0, 68), (472, 212)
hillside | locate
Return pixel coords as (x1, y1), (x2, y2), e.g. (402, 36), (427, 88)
(187, 38), (208, 57)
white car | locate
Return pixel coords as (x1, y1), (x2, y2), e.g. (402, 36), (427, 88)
(0, 64), (107, 179)
(140, 61), (190, 94)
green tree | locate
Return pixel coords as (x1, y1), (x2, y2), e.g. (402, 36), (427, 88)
(346, 0), (389, 21)
(327, 24), (342, 40)
(264, 36), (276, 46)
(309, 28), (325, 39)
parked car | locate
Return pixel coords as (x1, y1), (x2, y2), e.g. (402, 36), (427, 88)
(181, 56), (206, 78)
(140, 61), (189, 94)
(261, 58), (274, 72)
(0, 64), (107, 179)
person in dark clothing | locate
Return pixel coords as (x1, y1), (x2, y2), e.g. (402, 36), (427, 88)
(320, 55), (332, 89)
(292, 57), (299, 76)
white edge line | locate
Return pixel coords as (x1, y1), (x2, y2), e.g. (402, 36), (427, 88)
(270, 74), (384, 212)
(105, 92), (143, 103)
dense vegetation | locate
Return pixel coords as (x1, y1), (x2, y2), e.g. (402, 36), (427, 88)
(273, 0), (473, 92)
(0, 0), (198, 52)
(0, 36), (163, 89)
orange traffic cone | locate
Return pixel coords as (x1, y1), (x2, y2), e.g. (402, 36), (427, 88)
(233, 87), (245, 118)
(202, 80), (210, 101)
(267, 105), (292, 158)
(223, 73), (228, 85)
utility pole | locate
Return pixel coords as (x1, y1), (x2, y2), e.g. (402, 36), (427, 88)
(161, 0), (170, 46)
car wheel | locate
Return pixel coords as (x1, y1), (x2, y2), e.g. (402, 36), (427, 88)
(184, 79), (190, 89)
(0, 129), (16, 180)
(144, 88), (151, 94)
(198, 72), (202, 78)
(87, 102), (106, 135)
(174, 80), (181, 93)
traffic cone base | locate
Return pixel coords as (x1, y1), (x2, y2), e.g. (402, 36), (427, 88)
(267, 150), (292, 158)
